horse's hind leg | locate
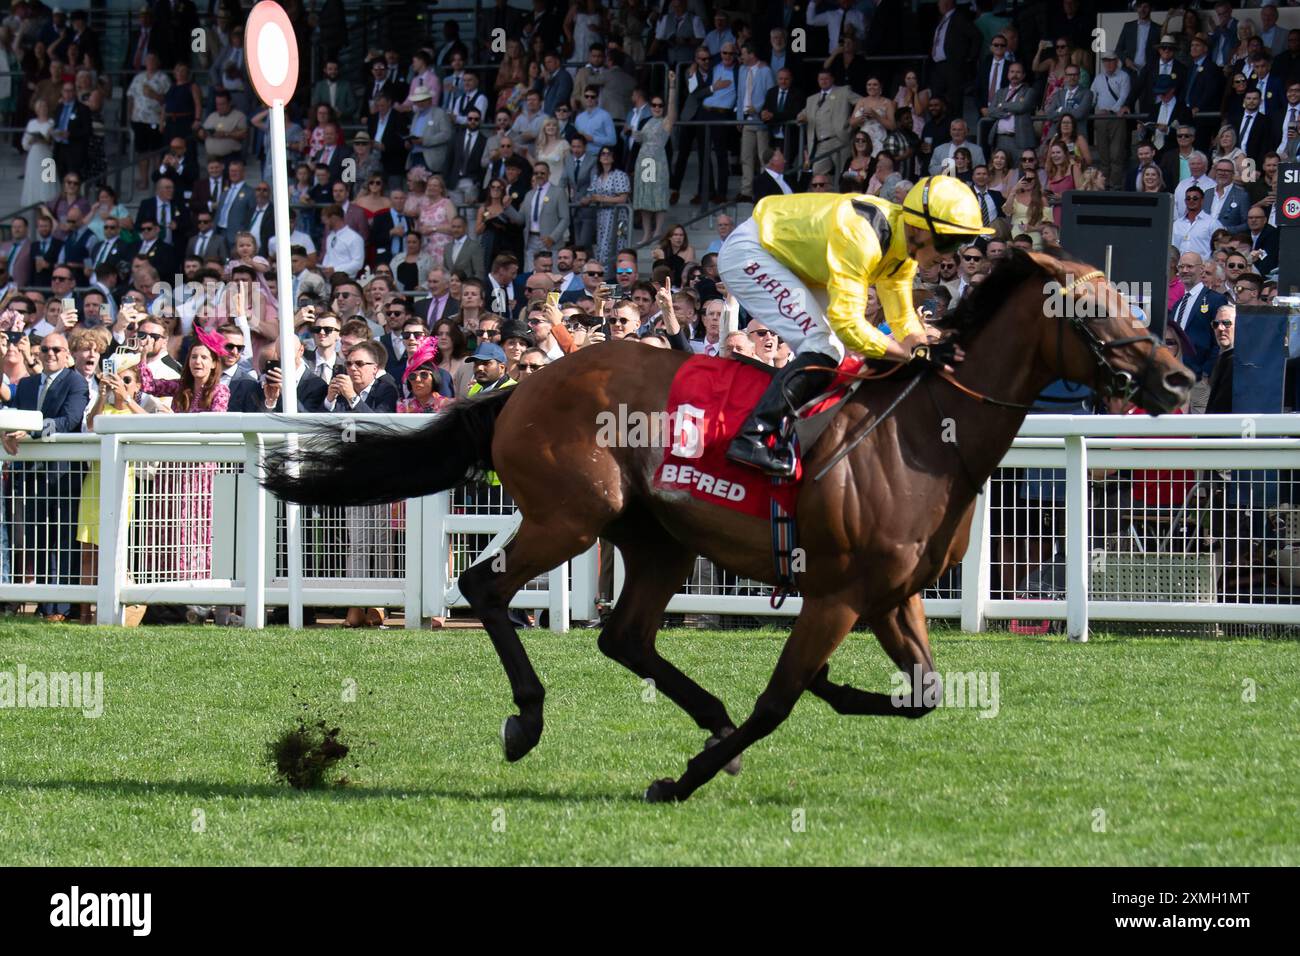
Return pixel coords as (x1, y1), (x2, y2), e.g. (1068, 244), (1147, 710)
(645, 595), (859, 803)
(458, 517), (596, 762)
(597, 516), (740, 767)
(807, 592), (940, 719)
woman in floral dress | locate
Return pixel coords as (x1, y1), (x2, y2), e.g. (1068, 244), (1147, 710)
(418, 173), (458, 262)
(585, 146), (630, 269)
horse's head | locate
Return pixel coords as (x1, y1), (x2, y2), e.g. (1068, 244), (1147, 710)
(1031, 253), (1193, 414)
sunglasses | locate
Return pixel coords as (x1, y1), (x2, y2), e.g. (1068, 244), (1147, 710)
(401, 330), (425, 339)
(345, 359), (375, 368)
(479, 329), (502, 338)
(749, 329), (776, 338)
(311, 325), (340, 334)
(408, 370), (435, 380)
(651, 102), (664, 108)
(584, 269), (604, 276)
(40, 346), (66, 354)
(518, 363), (545, 371)
(564, 321), (585, 331)
(1211, 319), (1234, 328)
(961, 254), (983, 263)
(224, 343), (244, 353)
(616, 267), (634, 275)
(139, 331), (165, 341)
(3, 331), (22, 344)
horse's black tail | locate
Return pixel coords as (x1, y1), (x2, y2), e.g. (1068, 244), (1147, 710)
(260, 388), (515, 506)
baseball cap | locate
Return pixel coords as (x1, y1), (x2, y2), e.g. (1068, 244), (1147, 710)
(468, 341), (507, 363)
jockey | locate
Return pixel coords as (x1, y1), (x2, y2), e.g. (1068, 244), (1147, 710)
(719, 176), (994, 477)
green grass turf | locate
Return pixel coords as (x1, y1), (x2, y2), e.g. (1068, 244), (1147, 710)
(0, 620), (1296, 866)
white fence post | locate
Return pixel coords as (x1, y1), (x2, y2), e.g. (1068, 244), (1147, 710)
(404, 494), (424, 629)
(242, 434), (266, 629)
(1064, 435), (1089, 642)
(960, 489), (991, 633)
(95, 433), (126, 626)
(548, 560), (570, 633)
(423, 491), (450, 620)
(570, 545), (599, 622)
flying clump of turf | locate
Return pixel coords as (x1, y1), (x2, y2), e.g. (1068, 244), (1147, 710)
(266, 690), (360, 789)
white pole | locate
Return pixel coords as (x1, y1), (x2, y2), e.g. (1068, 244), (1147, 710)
(270, 100), (304, 628)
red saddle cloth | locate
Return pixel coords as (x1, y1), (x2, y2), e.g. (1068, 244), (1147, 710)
(653, 354), (862, 518)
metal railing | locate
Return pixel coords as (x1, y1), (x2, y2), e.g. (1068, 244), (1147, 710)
(1, 413), (1296, 638)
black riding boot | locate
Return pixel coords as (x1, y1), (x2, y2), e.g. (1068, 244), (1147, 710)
(726, 351), (838, 477)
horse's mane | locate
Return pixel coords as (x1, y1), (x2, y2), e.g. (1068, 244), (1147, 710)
(938, 249), (1064, 345)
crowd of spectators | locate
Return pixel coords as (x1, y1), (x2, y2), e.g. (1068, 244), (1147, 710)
(0, 0), (1296, 624)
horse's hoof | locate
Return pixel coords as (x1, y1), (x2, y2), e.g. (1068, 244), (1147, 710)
(705, 731), (743, 776)
(644, 778), (680, 803)
(500, 715), (536, 762)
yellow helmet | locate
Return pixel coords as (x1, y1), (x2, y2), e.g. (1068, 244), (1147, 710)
(900, 176), (996, 245)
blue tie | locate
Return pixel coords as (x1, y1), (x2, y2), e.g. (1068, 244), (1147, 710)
(58, 103), (72, 131)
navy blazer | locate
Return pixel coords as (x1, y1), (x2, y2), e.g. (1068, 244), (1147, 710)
(1169, 286), (1228, 378)
(10, 368), (89, 434)
(244, 370), (329, 413)
(326, 373), (399, 413)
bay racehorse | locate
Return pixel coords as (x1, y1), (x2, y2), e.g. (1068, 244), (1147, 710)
(263, 251), (1192, 802)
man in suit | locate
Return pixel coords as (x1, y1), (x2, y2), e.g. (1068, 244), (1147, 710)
(1206, 158), (1252, 235)
(1122, 142), (1159, 192)
(760, 68), (801, 173)
(311, 59), (359, 120)
(2, 331), (89, 621)
(30, 215), (64, 288)
(367, 92), (409, 187)
(753, 146), (794, 202)
(407, 89), (452, 174)
(975, 33), (1014, 151)
(445, 108), (487, 205)
(185, 211), (231, 263)
(1244, 204), (1279, 274)
(925, 0), (980, 115)
(1168, 251), (1228, 384)
(520, 161), (570, 267)
(1, 216), (33, 288)
(364, 58), (400, 120)
(1160, 123), (1199, 193)
(190, 158), (228, 218)
(540, 51), (573, 117)
(50, 81), (91, 180)
(414, 267), (456, 327)
(1274, 80), (1300, 159)
(1250, 52), (1286, 119)
(448, 72), (490, 129)
(969, 164), (1003, 228)
(1043, 63), (1094, 138)
(137, 177), (192, 251)
(57, 207), (98, 274)
(669, 45), (716, 204)
(564, 135), (599, 251)
(1183, 33), (1226, 150)
(323, 340), (398, 412)
(736, 45), (776, 202)
(1117, 1), (1160, 75)
(241, 339), (327, 413)
(123, 7), (167, 73)
(988, 62), (1037, 157)
(133, 220), (179, 283)
(1147, 76), (1194, 162)
(214, 159), (256, 245)
(797, 68), (852, 177)
(153, 136), (198, 199)
(243, 183), (276, 253)
(621, 88), (652, 175)
(1137, 36), (1188, 116)
(86, 218), (135, 282)
(330, 180), (370, 242)
(1235, 89), (1269, 165)
(370, 197), (413, 267)
(442, 216), (483, 279)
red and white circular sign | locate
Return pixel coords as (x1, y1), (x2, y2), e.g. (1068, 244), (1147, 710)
(1283, 196), (1300, 220)
(247, 1), (298, 106)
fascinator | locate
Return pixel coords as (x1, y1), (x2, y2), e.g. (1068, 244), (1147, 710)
(401, 336), (441, 385)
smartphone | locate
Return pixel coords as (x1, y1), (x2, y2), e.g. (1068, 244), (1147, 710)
(62, 296), (76, 314)
(546, 291), (561, 308)
(265, 359), (281, 374)
(332, 364), (346, 379)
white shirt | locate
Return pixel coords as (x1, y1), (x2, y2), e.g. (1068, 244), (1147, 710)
(930, 9), (953, 62)
(321, 225), (365, 277)
(266, 229), (317, 259)
(765, 167), (793, 195)
(1278, 101), (1300, 153)
(1172, 282), (1205, 329)
(1172, 211), (1219, 259)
